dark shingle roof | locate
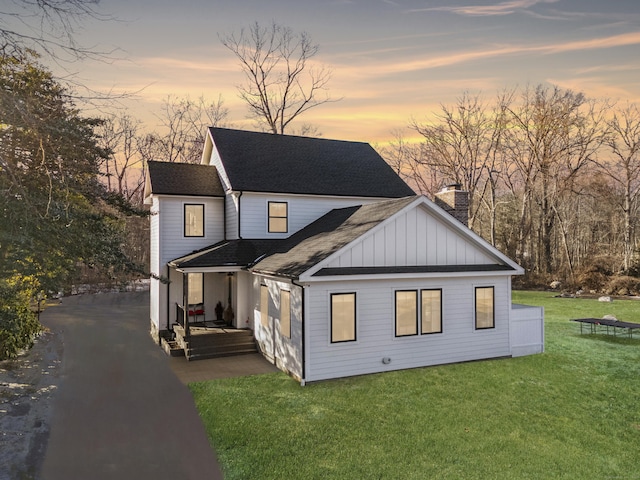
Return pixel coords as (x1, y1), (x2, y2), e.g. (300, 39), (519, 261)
(169, 239), (281, 269)
(251, 197), (417, 278)
(210, 127), (416, 198)
(147, 161), (225, 197)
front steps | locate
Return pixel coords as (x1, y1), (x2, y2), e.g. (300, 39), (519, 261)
(172, 324), (258, 361)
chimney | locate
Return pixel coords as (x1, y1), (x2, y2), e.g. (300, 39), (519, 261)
(434, 184), (469, 226)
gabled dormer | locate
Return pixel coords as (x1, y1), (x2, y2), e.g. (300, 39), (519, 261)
(201, 127), (416, 240)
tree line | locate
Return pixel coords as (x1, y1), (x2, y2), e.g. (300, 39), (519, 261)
(382, 86), (640, 293)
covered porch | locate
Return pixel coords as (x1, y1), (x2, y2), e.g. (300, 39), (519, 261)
(163, 241), (270, 360)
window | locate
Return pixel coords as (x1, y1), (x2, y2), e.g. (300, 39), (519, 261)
(331, 293), (356, 343)
(187, 273), (203, 305)
(395, 290), (418, 336)
(421, 289), (442, 334)
(475, 286), (495, 329)
(260, 285), (269, 327)
(280, 290), (291, 338)
(184, 204), (204, 237)
(268, 201), (288, 233)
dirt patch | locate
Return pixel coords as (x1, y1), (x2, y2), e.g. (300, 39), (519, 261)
(0, 329), (63, 480)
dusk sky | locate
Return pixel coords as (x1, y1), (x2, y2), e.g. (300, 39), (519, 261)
(35, 0), (640, 143)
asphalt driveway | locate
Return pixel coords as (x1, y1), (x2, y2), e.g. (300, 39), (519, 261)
(39, 291), (223, 479)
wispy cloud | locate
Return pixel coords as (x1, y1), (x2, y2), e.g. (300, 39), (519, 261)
(409, 0), (560, 17)
(366, 32), (640, 75)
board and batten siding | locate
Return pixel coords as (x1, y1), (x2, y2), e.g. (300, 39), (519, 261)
(239, 192), (386, 239)
(304, 276), (511, 382)
(252, 275), (304, 380)
(326, 204), (495, 268)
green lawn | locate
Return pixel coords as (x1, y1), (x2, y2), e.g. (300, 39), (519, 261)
(190, 291), (640, 479)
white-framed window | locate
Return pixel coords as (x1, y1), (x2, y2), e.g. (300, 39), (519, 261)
(331, 293), (356, 343)
(421, 289), (442, 334)
(268, 201), (288, 233)
(280, 289), (291, 338)
(260, 285), (269, 327)
(184, 204), (204, 237)
(395, 290), (418, 336)
(187, 272), (203, 305)
(395, 288), (443, 337)
(475, 286), (495, 329)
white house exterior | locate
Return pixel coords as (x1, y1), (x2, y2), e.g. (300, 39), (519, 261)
(144, 127), (544, 384)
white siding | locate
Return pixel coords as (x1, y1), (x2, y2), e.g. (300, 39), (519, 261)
(225, 194), (239, 240)
(252, 275), (304, 380)
(157, 196), (224, 265)
(239, 192), (385, 239)
(149, 197), (161, 330)
(327, 205), (495, 268)
(304, 276), (511, 383)
(149, 195), (224, 331)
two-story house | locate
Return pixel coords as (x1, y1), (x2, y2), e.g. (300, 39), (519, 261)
(144, 127), (543, 384)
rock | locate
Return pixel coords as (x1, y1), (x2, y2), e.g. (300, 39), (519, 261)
(550, 281), (561, 289)
(598, 296), (613, 303)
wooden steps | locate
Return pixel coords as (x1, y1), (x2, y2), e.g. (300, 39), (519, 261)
(173, 324), (257, 361)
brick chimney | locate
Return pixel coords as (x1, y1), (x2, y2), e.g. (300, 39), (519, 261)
(434, 184), (469, 226)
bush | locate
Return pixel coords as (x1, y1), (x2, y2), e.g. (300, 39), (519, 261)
(604, 275), (640, 296)
(0, 276), (42, 360)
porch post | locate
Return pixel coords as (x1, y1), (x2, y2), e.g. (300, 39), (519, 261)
(183, 272), (190, 338)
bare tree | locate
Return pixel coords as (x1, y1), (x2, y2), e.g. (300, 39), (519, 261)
(504, 84), (609, 275)
(600, 102), (640, 271)
(149, 94), (229, 164)
(220, 21), (336, 134)
(97, 113), (145, 202)
(411, 93), (504, 230)
(0, 0), (113, 61)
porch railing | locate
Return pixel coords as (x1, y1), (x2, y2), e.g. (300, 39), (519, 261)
(176, 303), (189, 336)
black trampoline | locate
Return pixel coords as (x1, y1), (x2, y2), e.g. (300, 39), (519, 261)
(571, 318), (640, 338)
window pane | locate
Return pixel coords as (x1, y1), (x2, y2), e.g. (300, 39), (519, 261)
(280, 290), (291, 338)
(269, 217), (288, 233)
(395, 290), (417, 336)
(185, 204), (204, 237)
(476, 287), (494, 329)
(261, 285), (269, 327)
(269, 202), (287, 217)
(331, 293), (355, 342)
(421, 289), (442, 334)
(187, 273), (203, 305)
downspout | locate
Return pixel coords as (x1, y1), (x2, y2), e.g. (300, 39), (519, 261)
(166, 267), (171, 334)
(291, 278), (306, 386)
(237, 191), (243, 239)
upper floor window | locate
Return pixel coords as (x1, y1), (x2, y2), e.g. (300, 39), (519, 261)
(184, 204), (204, 237)
(475, 286), (495, 329)
(268, 201), (288, 233)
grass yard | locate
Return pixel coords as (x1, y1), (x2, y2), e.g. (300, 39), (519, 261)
(190, 291), (640, 479)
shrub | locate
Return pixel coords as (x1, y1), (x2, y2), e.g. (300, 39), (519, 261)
(0, 275), (42, 360)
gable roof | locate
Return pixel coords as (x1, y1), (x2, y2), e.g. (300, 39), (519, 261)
(208, 127), (416, 198)
(168, 195), (523, 280)
(250, 197), (417, 278)
(146, 161), (225, 197)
